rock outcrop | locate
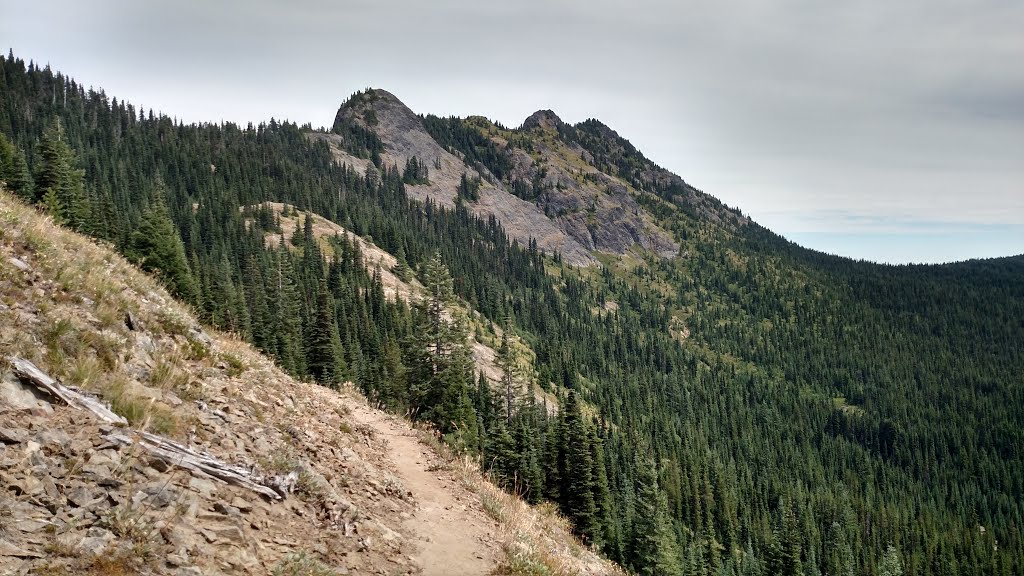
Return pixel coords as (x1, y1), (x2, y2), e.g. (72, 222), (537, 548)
(324, 92), (738, 265)
(330, 90), (598, 266)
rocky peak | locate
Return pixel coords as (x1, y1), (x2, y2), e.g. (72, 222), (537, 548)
(334, 88), (418, 132)
(522, 109), (564, 131)
(324, 93), (598, 267)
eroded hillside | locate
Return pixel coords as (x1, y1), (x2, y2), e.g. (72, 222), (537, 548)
(0, 191), (619, 576)
(322, 89), (748, 266)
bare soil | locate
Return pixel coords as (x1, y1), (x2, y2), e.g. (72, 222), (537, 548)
(347, 403), (499, 576)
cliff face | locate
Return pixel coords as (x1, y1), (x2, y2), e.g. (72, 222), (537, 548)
(331, 90), (598, 266)
(509, 112), (681, 258)
(327, 90), (749, 265)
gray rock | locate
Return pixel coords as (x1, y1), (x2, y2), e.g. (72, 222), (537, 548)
(522, 110), (564, 131)
(0, 537), (43, 558)
(66, 485), (100, 508)
(80, 462), (112, 478)
(0, 427), (26, 444)
(7, 257), (31, 272)
(35, 427), (70, 449)
(8, 475), (43, 497)
(188, 475), (219, 497)
(143, 482), (179, 508)
(229, 496), (253, 513)
(166, 551), (190, 567)
(209, 524), (246, 543)
(188, 326), (213, 347)
(78, 527), (115, 556)
(0, 371), (53, 414)
(14, 518), (49, 533)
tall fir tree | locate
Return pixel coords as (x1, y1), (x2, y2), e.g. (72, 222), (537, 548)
(404, 252), (477, 447)
(0, 132), (32, 200)
(629, 450), (682, 576)
(306, 278), (346, 385)
(495, 326), (523, 424)
(127, 188), (198, 304)
(33, 119), (88, 228)
(560, 390), (600, 544)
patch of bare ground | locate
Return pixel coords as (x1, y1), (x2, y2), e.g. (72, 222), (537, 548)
(0, 189), (615, 574)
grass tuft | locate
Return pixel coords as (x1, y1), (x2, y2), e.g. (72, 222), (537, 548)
(272, 551), (338, 576)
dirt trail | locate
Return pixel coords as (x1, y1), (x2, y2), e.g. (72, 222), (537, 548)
(347, 402), (499, 576)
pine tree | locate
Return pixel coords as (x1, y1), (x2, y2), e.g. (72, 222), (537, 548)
(270, 240), (306, 375)
(404, 252), (477, 446)
(879, 545), (904, 576)
(824, 521), (854, 576)
(127, 190), (198, 304)
(306, 278), (346, 385)
(33, 119), (88, 229)
(0, 132), (32, 200)
(630, 450), (682, 576)
(513, 419), (545, 503)
(590, 426), (615, 551)
(393, 245), (411, 282)
(561, 390), (599, 544)
(495, 327), (523, 424)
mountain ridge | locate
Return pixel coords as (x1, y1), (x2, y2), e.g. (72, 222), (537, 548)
(2, 53), (1022, 575)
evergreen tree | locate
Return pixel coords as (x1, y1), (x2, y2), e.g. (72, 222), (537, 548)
(561, 390), (599, 544)
(513, 419), (545, 503)
(630, 450), (682, 576)
(33, 119), (87, 228)
(306, 278), (346, 385)
(393, 245), (411, 282)
(879, 545), (904, 576)
(405, 252), (477, 446)
(0, 132), (32, 200)
(495, 327), (523, 424)
(127, 190), (198, 304)
(590, 426), (615, 552)
(541, 414), (562, 503)
(824, 521), (855, 576)
(269, 240), (306, 375)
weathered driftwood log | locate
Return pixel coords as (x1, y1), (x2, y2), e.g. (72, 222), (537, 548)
(8, 356), (127, 424)
(102, 429), (281, 500)
(7, 356), (282, 500)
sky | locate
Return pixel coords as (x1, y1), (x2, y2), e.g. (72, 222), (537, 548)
(2, 0), (1022, 264)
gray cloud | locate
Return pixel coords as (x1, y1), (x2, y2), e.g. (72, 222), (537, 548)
(2, 0), (1021, 261)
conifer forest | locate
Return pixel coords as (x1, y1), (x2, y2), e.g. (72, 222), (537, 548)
(1, 53), (1022, 575)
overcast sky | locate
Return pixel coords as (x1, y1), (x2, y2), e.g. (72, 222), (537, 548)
(3, 0), (1022, 263)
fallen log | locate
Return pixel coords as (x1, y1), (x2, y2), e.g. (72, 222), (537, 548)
(8, 356), (127, 425)
(102, 429), (281, 500)
(7, 356), (282, 500)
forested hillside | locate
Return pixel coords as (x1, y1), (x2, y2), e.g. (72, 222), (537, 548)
(2, 53), (1022, 575)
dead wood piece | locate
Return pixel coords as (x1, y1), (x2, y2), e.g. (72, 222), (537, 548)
(102, 429), (281, 500)
(7, 357), (127, 424)
(7, 356), (281, 500)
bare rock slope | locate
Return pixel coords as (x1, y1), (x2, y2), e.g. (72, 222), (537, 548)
(324, 90), (745, 265)
(0, 191), (620, 575)
(330, 90), (597, 267)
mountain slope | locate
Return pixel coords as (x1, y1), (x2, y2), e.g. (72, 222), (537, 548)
(0, 190), (620, 575)
(2, 53), (1022, 576)
(329, 89), (597, 267)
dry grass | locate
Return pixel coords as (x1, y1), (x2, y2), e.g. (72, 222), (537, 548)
(272, 551), (338, 576)
(0, 190), (197, 437)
